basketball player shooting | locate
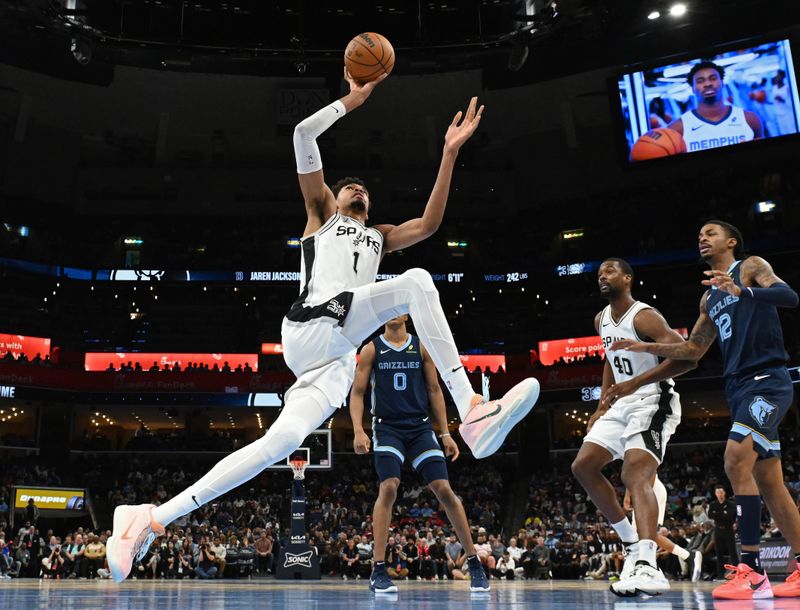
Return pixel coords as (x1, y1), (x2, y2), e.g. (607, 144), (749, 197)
(104, 67), (540, 582)
(668, 60), (763, 152)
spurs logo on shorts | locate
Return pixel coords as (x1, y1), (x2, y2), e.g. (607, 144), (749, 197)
(650, 430), (661, 451)
(283, 550), (314, 569)
(749, 396), (776, 427)
(326, 299), (347, 318)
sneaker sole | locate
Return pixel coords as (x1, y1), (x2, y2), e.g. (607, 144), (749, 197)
(107, 505), (133, 583)
(369, 584), (398, 593)
(470, 585), (491, 592)
(472, 378), (539, 459)
(610, 582), (670, 597)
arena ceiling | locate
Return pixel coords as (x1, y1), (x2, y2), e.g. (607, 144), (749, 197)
(1, 0), (799, 85)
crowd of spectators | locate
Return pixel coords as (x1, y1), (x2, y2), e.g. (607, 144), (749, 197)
(0, 352), (51, 367)
(104, 361), (254, 374)
(516, 442), (800, 582)
(2, 440), (800, 583)
(0, 453), (510, 581)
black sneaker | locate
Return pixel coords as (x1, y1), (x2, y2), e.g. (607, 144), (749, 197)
(467, 556), (490, 592)
(369, 564), (397, 594)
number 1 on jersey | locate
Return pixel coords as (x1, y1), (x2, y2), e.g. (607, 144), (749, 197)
(353, 252), (360, 274)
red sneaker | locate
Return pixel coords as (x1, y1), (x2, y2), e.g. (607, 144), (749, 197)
(712, 563), (773, 600)
(774, 566), (800, 598)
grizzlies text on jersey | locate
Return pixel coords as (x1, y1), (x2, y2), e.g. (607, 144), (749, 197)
(370, 335), (429, 420)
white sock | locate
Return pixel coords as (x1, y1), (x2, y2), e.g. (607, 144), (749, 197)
(672, 545), (690, 561)
(638, 539), (658, 568)
(151, 387), (333, 526)
(612, 517), (639, 545)
(442, 367), (477, 420)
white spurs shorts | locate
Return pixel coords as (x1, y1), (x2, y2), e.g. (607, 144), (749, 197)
(281, 316), (358, 409)
(583, 390), (681, 464)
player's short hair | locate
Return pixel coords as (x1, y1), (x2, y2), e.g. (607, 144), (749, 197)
(704, 219), (746, 259)
(687, 60), (725, 86)
(602, 257), (634, 279)
(331, 176), (371, 210)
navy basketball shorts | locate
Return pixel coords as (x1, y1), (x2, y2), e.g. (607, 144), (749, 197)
(372, 418), (448, 484)
(726, 366), (793, 459)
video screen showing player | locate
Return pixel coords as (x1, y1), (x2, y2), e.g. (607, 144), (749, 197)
(617, 39), (800, 162)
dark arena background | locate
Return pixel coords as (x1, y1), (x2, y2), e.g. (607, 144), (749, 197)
(1, 0), (800, 608)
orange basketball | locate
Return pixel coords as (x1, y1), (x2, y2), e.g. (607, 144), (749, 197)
(344, 32), (395, 83)
(630, 127), (686, 161)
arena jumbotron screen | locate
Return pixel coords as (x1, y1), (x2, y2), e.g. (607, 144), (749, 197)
(616, 38), (800, 163)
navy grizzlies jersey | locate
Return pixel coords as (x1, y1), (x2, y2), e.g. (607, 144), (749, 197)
(706, 261), (789, 377)
(370, 335), (429, 420)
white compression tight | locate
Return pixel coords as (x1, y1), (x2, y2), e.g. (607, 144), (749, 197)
(151, 386), (334, 527)
(341, 268), (477, 418)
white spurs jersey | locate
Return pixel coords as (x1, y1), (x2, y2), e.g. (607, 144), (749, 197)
(288, 212), (383, 321)
(600, 301), (674, 397)
(680, 106), (754, 153)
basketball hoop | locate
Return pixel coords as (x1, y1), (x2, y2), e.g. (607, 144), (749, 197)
(289, 458), (308, 481)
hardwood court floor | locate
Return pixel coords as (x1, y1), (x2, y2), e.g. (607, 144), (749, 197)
(0, 578), (794, 609)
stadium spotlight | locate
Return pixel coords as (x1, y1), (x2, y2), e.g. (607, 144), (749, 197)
(647, 10), (661, 20)
(70, 36), (92, 65)
(669, 3), (687, 17)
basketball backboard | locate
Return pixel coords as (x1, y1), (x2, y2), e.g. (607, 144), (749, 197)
(267, 429), (332, 471)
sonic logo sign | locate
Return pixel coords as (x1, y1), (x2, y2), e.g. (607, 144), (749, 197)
(283, 551), (313, 569)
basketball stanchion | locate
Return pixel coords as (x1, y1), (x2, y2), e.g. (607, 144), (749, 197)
(275, 457), (320, 580)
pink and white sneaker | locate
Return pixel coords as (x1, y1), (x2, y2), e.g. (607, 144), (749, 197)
(106, 504), (165, 583)
(459, 377), (540, 458)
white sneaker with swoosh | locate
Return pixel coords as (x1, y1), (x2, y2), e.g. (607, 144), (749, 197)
(106, 504), (165, 583)
(458, 378), (540, 458)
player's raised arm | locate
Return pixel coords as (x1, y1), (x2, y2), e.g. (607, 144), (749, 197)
(294, 69), (386, 236)
(610, 293), (717, 361)
(602, 309), (697, 408)
(723, 256), (799, 307)
(349, 341), (376, 455)
(377, 97), (484, 253)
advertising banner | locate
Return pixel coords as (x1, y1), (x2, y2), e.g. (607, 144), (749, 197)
(85, 353), (258, 372)
(0, 333), (51, 360)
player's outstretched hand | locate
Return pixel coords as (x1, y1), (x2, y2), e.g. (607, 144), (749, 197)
(608, 339), (647, 353)
(444, 97), (484, 154)
(442, 436), (460, 461)
(701, 269), (742, 296)
(344, 68), (388, 103)
(354, 430), (371, 455)
(586, 409), (605, 433)
(601, 380), (639, 408)
(622, 488), (633, 512)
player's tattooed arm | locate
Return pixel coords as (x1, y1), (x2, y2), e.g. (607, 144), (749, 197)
(741, 256), (786, 288)
(601, 309), (696, 408)
(609, 293), (716, 361)
(349, 342), (375, 455)
(728, 257), (799, 307)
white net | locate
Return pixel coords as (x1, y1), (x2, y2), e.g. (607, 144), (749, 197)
(289, 459), (307, 481)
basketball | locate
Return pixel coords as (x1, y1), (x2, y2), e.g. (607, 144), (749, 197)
(630, 127), (686, 161)
(344, 32), (395, 83)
